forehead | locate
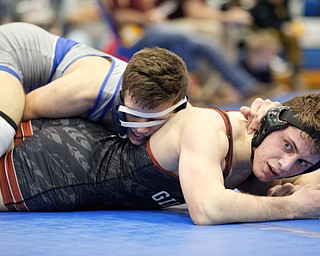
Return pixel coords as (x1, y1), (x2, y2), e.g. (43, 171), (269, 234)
(123, 93), (174, 113)
(276, 126), (319, 159)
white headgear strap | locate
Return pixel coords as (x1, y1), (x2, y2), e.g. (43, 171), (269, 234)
(118, 97), (187, 128)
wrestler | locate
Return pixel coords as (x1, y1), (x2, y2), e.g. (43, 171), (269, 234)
(0, 22), (189, 157)
(240, 97), (320, 198)
(0, 93), (319, 226)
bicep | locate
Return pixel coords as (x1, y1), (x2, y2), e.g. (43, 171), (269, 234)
(24, 72), (98, 119)
(178, 120), (228, 218)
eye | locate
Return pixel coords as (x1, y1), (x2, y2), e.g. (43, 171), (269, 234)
(125, 114), (145, 122)
(297, 159), (307, 167)
(283, 141), (292, 152)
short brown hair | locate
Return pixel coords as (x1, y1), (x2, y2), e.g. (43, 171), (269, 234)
(283, 93), (320, 153)
(121, 47), (189, 109)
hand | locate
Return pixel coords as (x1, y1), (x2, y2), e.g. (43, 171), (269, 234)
(290, 184), (320, 219)
(240, 98), (281, 135)
(267, 183), (300, 197)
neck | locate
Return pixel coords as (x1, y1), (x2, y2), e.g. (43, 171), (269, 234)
(225, 112), (254, 186)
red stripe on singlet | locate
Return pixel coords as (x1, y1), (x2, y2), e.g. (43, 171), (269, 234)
(146, 140), (179, 179)
(0, 154), (17, 211)
(14, 121), (33, 147)
(209, 107), (234, 179)
(0, 121), (32, 211)
(4, 151), (29, 211)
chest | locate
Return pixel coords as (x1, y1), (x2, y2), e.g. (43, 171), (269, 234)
(224, 166), (252, 189)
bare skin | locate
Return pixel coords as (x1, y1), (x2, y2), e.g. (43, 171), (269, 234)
(146, 107), (320, 224)
(0, 71), (25, 126)
(123, 93), (176, 145)
(23, 56), (113, 124)
(23, 56), (190, 146)
(240, 98), (281, 135)
(233, 97), (320, 202)
(0, 102), (320, 224)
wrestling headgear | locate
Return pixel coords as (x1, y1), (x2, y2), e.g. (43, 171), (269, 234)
(111, 93), (188, 138)
(251, 106), (320, 175)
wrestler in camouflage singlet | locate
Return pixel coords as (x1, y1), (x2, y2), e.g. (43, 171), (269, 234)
(0, 22), (127, 122)
(0, 118), (185, 211)
(0, 107), (234, 211)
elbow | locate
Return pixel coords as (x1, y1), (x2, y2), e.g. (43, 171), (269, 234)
(191, 215), (212, 226)
(189, 205), (224, 226)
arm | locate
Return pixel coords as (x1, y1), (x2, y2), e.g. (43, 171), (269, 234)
(178, 109), (320, 225)
(267, 171), (320, 196)
(23, 56), (111, 120)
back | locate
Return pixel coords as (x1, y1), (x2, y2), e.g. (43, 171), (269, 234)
(1, 118), (185, 211)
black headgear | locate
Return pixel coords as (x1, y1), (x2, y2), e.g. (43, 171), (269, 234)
(251, 106), (320, 175)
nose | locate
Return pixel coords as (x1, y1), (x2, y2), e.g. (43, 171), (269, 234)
(135, 126), (151, 134)
(278, 155), (298, 175)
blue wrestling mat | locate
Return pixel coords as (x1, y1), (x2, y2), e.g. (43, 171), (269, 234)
(0, 210), (319, 256)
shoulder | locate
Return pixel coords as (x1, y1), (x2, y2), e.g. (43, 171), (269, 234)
(180, 107), (233, 128)
(178, 107), (230, 146)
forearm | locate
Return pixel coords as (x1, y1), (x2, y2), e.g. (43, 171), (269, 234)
(190, 189), (298, 225)
(23, 84), (94, 120)
(290, 171), (320, 186)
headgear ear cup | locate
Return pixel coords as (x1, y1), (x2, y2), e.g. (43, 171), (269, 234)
(251, 106), (290, 148)
(111, 93), (128, 138)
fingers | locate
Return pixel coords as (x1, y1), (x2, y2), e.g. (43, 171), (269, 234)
(267, 183), (298, 197)
(241, 98), (281, 135)
(239, 106), (250, 120)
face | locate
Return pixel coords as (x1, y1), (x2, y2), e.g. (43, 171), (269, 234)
(248, 48), (276, 71)
(123, 94), (174, 145)
(252, 126), (320, 182)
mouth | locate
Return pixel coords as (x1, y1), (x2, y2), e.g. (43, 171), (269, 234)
(130, 130), (147, 142)
(266, 163), (279, 177)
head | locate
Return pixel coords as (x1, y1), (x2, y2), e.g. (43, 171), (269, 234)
(244, 30), (282, 71)
(251, 93), (320, 182)
(113, 47), (189, 145)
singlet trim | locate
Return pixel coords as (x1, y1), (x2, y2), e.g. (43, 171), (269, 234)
(0, 66), (22, 82)
(14, 121), (34, 147)
(209, 107), (234, 179)
(146, 140), (179, 179)
(145, 107), (233, 179)
(0, 120), (34, 211)
(49, 36), (79, 83)
(85, 55), (120, 122)
(0, 151), (30, 211)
